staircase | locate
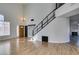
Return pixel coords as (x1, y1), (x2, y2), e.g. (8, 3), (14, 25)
(32, 3), (64, 36)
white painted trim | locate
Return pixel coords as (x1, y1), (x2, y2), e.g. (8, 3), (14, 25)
(0, 37), (18, 40)
(48, 40), (70, 43)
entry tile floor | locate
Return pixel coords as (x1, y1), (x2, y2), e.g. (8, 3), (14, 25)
(0, 37), (79, 55)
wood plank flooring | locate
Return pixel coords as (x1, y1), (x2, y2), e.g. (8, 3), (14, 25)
(0, 37), (79, 55)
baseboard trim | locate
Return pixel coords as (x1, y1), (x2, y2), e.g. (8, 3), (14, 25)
(35, 39), (70, 43)
(0, 37), (19, 41)
(48, 40), (70, 43)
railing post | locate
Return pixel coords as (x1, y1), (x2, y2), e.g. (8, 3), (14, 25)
(32, 30), (34, 36)
(41, 21), (43, 29)
(37, 26), (38, 33)
(47, 16), (49, 24)
(53, 11), (55, 17)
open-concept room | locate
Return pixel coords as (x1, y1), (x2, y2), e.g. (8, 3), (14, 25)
(0, 3), (79, 55)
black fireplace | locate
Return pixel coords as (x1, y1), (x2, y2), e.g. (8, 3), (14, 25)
(42, 36), (48, 42)
(72, 32), (78, 36)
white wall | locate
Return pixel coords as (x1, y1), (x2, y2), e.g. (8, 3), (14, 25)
(0, 3), (70, 43)
(23, 3), (55, 37)
(0, 3), (23, 40)
(33, 17), (70, 43)
(0, 3), (55, 40)
(23, 3), (70, 43)
(23, 3), (55, 25)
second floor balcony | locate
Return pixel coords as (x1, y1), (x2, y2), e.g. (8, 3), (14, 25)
(55, 3), (79, 17)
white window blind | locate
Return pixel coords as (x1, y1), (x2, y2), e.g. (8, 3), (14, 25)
(4, 22), (10, 35)
(0, 15), (10, 36)
(0, 22), (4, 36)
(0, 14), (4, 22)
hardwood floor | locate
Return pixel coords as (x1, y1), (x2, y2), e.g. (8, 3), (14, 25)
(0, 37), (79, 55)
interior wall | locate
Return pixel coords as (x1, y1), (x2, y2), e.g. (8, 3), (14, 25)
(0, 3), (23, 40)
(33, 17), (70, 43)
(0, 3), (55, 40)
(23, 3), (55, 25)
(23, 3), (55, 37)
(23, 3), (70, 43)
(0, 3), (70, 43)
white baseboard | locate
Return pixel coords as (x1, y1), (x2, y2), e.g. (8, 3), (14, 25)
(48, 40), (70, 43)
(0, 36), (18, 40)
(35, 39), (70, 43)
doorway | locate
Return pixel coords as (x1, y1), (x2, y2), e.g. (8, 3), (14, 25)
(70, 14), (79, 46)
(25, 26), (28, 37)
(19, 25), (25, 37)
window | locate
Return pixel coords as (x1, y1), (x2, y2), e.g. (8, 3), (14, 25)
(0, 14), (4, 22)
(4, 22), (10, 35)
(0, 14), (10, 36)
